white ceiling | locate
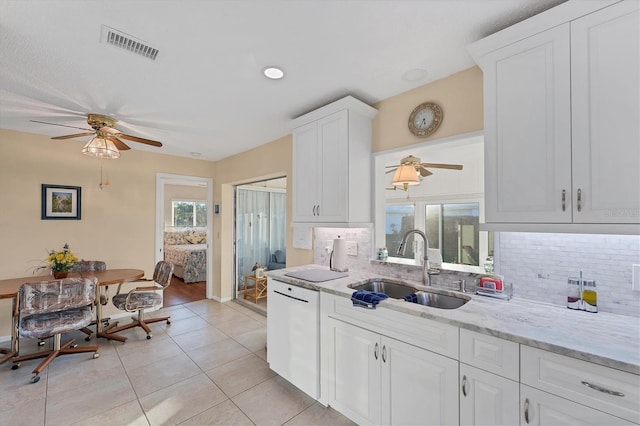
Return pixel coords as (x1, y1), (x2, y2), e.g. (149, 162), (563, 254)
(0, 0), (565, 161)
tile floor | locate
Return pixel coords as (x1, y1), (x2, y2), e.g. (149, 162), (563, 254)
(0, 299), (354, 426)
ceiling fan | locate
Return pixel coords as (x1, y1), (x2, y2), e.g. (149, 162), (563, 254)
(386, 155), (463, 177)
(31, 113), (162, 158)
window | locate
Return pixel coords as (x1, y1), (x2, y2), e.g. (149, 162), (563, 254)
(385, 200), (493, 267)
(172, 200), (207, 227)
(385, 204), (415, 258)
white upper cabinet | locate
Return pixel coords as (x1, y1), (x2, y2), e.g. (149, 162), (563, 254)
(291, 96), (377, 225)
(571, 1), (640, 224)
(469, 0), (640, 233)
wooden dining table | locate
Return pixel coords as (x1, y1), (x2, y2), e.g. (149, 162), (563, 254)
(0, 268), (144, 363)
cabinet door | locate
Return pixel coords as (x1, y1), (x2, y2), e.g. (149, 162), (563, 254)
(316, 110), (349, 222)
(460, 364), (519, 426)
(326, 318), (381, 425)
(521, 385), (633, 426)
(483, 24), (572, 223)
(292, 121), (320, 222)
(571, 1), (640, 224)
(382, 336), (459, 426)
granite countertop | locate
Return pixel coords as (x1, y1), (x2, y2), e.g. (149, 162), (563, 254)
(267, 264), (640, 375)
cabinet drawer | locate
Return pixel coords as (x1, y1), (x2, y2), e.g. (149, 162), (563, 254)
(322, 293), (458, 359)
(521, 346), (640, 423)
(460, 328), (519, 381)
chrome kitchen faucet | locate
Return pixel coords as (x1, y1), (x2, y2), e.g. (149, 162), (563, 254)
(397, 229), (431, 287)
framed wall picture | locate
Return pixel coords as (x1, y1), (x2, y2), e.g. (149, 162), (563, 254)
(41, 184), (82, 220)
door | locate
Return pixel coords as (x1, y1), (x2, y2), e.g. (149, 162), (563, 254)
(460, 363), (520, 426)
(326, 318), (382, 425)
(382, 336), (459, 426)
(571, 1), (640, 224)
(317, 110), (349, 222)
(521, 385), (632, 426)
(483, 24), (572, 223)
(292, 121), (320, 222)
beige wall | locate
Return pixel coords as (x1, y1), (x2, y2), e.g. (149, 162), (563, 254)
(211, 134), (313, 300)
(0, 129), (215, 335)
(372, 66), (483, 153)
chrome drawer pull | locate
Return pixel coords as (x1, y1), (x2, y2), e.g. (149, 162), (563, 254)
(382, 345), (387, 363)
(524, 398), (530, 424)
(562, 189), (566, 211)
(577, 188), (582, 212)
(374, 343), (379, 360)
(581, 381), (625, 397)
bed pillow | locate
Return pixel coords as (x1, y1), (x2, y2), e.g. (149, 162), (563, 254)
(164, 232), (188, 245)
(185, 231), (206, 244)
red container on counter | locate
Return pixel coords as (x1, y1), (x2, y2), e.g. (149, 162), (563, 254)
(479, 277), (503, 292)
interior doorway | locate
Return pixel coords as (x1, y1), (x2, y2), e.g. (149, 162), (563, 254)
(155, 173), (213, 305)
(234, 177), (286, 313)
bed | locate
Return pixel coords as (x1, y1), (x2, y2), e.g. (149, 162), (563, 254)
(164, 230), (207, 283)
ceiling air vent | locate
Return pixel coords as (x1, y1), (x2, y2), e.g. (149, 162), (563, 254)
(100, 25), (159, 60)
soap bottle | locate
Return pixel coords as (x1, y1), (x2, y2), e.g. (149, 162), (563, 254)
(566, 278), (581, 310)
(483, 256), (494, 274)
(382, 247), (388, 260)
(582, 280), (597, 313)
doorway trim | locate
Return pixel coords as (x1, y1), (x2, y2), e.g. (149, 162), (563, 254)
(156, 173), (214, 299)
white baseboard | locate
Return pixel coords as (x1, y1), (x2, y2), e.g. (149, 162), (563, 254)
(211, 295), (232, 303)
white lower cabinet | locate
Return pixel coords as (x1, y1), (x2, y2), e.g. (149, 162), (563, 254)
(326, 317), (459, 426)
(460, 363), (520, 426)
(520, 385), (633, 426)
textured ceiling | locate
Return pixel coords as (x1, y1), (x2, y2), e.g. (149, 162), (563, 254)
(0, 0), (565, 161)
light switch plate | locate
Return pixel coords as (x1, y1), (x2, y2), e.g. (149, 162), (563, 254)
(633, 264), (640, 291)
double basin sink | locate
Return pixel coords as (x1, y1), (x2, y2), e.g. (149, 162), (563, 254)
(349, 279), (470, 310)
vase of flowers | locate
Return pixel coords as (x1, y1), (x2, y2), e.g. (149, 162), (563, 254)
(38, 243), (79, 278)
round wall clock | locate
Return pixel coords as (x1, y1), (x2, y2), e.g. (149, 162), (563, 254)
(408, 102), (443, 137)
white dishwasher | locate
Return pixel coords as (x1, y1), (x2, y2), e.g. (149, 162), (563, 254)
(267, 278), (320, 399)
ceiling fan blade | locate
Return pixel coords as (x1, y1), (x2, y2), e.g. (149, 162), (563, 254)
(420, 167), (433, 177)
(117, 133), (163, 147)
(106, 136), (131, 150)
(421, 163), (463, 170)
(385, 167), (399, 174)
(51, 132), (96, 140)
(30, 120), (92, 131)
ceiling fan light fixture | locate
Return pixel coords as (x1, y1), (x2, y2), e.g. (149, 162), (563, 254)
(391, 164), (420, 191)
(82, 136), (120, 159)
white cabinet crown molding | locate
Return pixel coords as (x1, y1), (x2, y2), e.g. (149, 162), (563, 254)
(290, 95), (378, 129)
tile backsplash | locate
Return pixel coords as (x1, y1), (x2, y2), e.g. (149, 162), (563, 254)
(497, 232), (640, 318)
(313, 228), (640, 317)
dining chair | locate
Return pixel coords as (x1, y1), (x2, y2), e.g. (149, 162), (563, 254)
(12, 277), (100, 383)
(69, 260), (109, 340)
(104, 261), (174, 340)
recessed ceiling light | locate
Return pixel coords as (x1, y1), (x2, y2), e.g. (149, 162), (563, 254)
(263, 67), (284, 80)
(403, 68), (428, 82)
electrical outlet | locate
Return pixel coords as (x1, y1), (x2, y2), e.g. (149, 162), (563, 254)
(633, 264), (640, 291)
(325, 240), (333, 253)
(346, 241), (357, 256)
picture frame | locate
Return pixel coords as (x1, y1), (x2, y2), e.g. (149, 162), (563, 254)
(41, 184), (82, 220)
(214, 202), (220, 215)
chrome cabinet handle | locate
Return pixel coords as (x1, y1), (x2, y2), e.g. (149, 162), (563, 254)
(524, 398), (530, 424)
(562, 189), (566, 211)
(577, 189), (582, 212)
(461, 375), (468, 397)
(581, 381), (625, 397)
(374, 343), (379, 360)
(312, 205), (317, 216)
(316, 205), (320, 216)
(382, 345), (387, 363)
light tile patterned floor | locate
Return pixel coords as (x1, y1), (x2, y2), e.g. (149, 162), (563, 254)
(0, 300), (354, 426)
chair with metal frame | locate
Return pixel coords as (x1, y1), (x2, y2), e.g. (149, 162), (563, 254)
(12, 277), (100, 383)
(104, 261), (174, 340)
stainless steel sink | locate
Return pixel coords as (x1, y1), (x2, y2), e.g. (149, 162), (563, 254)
(410, 290), (470, 309)
(349, 279), (419, 299)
